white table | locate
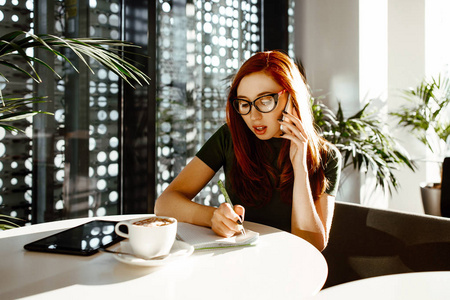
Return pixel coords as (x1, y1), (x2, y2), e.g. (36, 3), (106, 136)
(0, 215), (328, 300)
(311, 271), (450, 299)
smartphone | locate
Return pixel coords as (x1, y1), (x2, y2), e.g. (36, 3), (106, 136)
(24, 220), (125, 256)
(280, 93), (292, 134)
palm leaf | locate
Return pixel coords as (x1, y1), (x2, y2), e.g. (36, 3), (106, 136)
(0, 111), (50, 122)
(0, 60), (39, 82)
(0, 31), (150, 103)
(391, 74), (450, 154)
(0, 31), (151, 133)
(313, 98), (416, 195)
(0, 214), (25, 230)
(0, 96), (53, 132)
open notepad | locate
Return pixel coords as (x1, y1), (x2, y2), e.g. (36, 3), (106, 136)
(177, 222), (259, 250)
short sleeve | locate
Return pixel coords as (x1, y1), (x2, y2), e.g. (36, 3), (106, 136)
(195, 124), (233, 172)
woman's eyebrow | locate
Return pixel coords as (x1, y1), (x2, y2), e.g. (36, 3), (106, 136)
(236, 91), (276, 99)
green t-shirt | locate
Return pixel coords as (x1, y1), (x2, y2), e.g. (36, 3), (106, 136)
(196, 124), (342, 232)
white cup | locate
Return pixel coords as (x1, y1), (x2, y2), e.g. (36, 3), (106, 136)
(115, 216), (177, 259)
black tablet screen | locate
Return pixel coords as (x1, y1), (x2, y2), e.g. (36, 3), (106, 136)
(24, 220), (124, 256)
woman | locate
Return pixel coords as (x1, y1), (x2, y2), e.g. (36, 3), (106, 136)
(155, 50), (341, 251)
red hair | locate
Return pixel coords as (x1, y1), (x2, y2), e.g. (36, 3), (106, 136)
(226, 51), (329, 206)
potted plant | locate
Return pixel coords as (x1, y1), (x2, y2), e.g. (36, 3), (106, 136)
(0, 31), (150, 229)
(390, 74), (450, 215)
(313, 99), (416, 196)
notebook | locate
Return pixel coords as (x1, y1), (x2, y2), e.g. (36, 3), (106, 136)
(177, 222), (259, 250)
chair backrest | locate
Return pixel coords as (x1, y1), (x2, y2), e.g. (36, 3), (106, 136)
(441, 157), (450, 217)
(322, 201), (450, 288)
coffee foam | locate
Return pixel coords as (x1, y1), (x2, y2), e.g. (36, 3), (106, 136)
(133, 217), (174, 227)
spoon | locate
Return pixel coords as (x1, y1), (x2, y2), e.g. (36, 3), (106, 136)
(99, 248), (170, 260)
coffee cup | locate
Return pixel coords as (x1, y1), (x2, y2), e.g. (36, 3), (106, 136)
(115, 216), (177, 259)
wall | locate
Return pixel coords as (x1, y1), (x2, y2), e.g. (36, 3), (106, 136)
(387, 0), (427, 213)
(294, 0), (429, 214)
(295, 0), (361, 205)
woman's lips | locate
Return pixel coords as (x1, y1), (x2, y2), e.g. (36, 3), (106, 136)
(253, 125), (267, 135)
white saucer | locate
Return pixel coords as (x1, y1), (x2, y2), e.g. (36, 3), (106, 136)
(113, 240), (194, 267)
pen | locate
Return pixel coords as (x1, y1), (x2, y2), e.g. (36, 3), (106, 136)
(218, 180), (246, 236)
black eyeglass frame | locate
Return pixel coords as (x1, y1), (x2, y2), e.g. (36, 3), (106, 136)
(232, 89), (287, 115)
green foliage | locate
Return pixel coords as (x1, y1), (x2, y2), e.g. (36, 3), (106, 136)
(390, 74), (450, 153)
(313, 99), (416, 195)
(0, 31), (150, 92)
(0, 30), (151, 132)
(0, 96), (52, 132)
(0, 214), (25, 230)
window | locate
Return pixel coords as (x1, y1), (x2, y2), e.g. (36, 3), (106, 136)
(155, 0), (262, 207)
(0, 0), (294, 224)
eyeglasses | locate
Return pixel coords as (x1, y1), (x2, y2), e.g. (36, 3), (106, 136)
(232, 89), (287, 115)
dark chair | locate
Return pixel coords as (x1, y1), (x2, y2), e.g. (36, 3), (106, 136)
(441, 157), (450, 217)
(322, 201), (450, 289)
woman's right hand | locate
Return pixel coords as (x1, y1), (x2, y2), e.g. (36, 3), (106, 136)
(211, 203), (245, 238)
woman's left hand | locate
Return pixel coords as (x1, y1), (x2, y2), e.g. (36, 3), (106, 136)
(278, 111), (308, 172)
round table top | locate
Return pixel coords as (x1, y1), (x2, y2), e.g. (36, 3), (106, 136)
(0, 214), (328, 300)
(311, 271), (450, 299)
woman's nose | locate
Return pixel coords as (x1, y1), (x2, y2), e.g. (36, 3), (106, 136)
(249, 107), (262, 120)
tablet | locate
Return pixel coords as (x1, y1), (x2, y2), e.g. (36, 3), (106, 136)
(24, 220), (125, 256)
